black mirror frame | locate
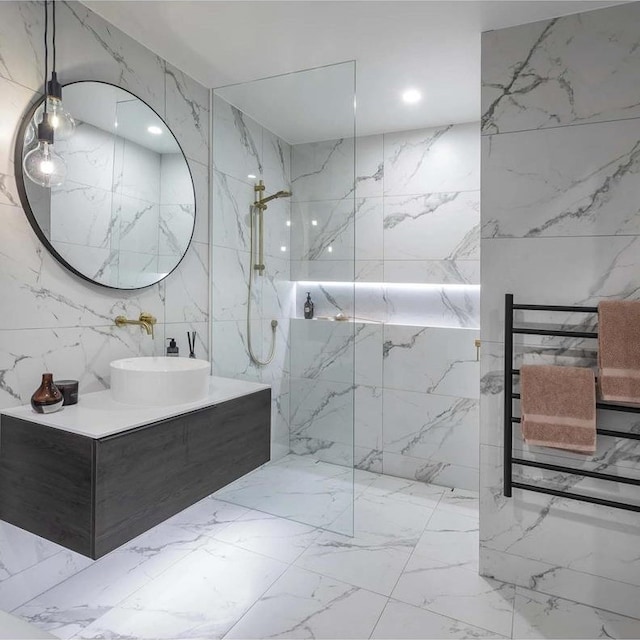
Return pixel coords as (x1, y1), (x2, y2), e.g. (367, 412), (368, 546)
(14, 80), (197, 291)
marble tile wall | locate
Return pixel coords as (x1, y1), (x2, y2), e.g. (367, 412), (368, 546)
(289, 124), (481, 489)
(480, 2), (640, 617)
(211, 94), (294, 461)
(0, 0), (209, 610)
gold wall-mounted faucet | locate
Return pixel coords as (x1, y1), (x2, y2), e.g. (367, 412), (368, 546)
(114, 312), (157, 337)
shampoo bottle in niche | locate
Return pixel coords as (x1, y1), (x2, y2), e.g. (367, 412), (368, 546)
(31, 373), (64, 414)
(166, 338), (179, 357)
(304, 292), (314, 319)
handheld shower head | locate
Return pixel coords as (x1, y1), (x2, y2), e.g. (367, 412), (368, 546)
(257, 189), (292, 207)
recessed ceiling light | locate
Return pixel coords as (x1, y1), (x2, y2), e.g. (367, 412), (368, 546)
(286, 220), (291, 227)
(147, 125), (162, 135)
(402, 89), (422, 104)
(280, 246), (287, 252)
(311, 220), (318, 226)
(248, 174), (257, 180)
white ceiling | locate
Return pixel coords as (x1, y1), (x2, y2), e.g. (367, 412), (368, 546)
(85, 0), (623, 141)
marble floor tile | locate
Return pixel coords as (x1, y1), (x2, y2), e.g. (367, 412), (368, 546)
(215, 455), (354, 534)
(224, 565), (387, 639)
(0, 610), (56, 639)
(413, 509), (479, 572)
(12, 523), (206, 639)
(163, 496), (249, 535)
(213, 510), (320, 564)
(513, 586), (640, 639)
(371, 599), (505, 639)
(392, 556), (515, 636)
(437, 487), (480, 517)
(295, 530), (413, 596)
(75, 542), (288, 639)
(350, 489), (435, 545)
(363, 473), (446, 508)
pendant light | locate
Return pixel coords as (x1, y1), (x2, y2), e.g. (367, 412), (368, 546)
(33, 0), (75, 140)
(23, 0), (67, 188)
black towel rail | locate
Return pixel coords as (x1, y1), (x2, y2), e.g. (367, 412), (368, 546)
(503, 293), (640, 513)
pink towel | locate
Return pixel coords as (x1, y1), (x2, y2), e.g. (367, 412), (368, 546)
(520, 365), (596, 454)
(598, 300), (640, 403)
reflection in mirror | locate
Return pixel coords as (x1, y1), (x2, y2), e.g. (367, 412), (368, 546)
(20, 82), (195, 289)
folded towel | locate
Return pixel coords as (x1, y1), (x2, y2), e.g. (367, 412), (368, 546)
(520, 365), (596, 454)
(598, 300), (640, 403)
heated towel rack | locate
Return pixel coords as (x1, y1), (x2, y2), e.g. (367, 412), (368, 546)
(503, 293), (640, 512)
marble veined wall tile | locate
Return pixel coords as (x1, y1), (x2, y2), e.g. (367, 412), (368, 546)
(117, 195), (160, 255)
(160, 153), (194, 205)
(482, 3), (640, 135)
(58, 2), (166, 116)
(356, 134), (383, 198)
(262, 128), (291, 193)
(383, 325), (479, 399)
(384, 259), (480, 285)
(165, 63), (209, 166)
(56, 242), (119, 286)
(291, 198), (355, 262)
(383, 123), (480, 196)
(292, 137), (355, 202)
(163, 241), (208, 323)
(117, 139), (161, 204)
(383, 388), (479, 470)
(57, 122), (115, 193)
(212, 320), (262, 383)
(50, 181), (113, 249)
(0, 2), (45, 91)
(158, 204), (193, 257)
(213, 170), (252, 252)
(289, 377), (354, 460)
(355, 197), (383, 261)
(188, 160), (208, 245)
(384, 191), (480, 260)
(383, 451), (478, 491)
(290, 319), (357, 384)
(213, 94), (263, 184)
(0, 77), (33, 208)
(482, 119), (640, 239)
(481, 235), (640, 342)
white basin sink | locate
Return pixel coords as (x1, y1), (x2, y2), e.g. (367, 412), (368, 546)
(110, 357), (210, 407)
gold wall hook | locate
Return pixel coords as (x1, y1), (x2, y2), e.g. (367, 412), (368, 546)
(114, 312), (157, 337)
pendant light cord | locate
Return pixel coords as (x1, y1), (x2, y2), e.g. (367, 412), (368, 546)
(52, 0), (56, 73)
(43, 0), (48, 114)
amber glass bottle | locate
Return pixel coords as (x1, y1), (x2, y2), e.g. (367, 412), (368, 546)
(31, 373), (64, 414)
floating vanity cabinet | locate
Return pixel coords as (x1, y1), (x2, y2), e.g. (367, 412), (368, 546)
(0, 378), (270, 559)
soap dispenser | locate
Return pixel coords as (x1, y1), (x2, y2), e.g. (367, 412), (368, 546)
(166, 338), (179, 357)
(304, 292), (314, 319)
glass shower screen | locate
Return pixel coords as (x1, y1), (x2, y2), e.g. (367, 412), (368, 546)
(211, 62), (357, 536)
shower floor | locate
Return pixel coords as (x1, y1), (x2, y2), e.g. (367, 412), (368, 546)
(7, 454), (640, 639)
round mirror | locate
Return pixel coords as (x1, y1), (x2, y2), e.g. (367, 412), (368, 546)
(16, 81), (196, 289)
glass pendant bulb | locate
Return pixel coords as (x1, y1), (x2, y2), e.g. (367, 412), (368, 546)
(33, 97), (75, 141)
(23, 113), (66, 188)
(33, 72), (76, 141)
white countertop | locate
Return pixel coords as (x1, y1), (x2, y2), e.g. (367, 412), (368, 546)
(0, 376), (270, 439)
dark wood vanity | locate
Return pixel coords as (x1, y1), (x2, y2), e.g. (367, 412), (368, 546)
(0, 386), (270, 559)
